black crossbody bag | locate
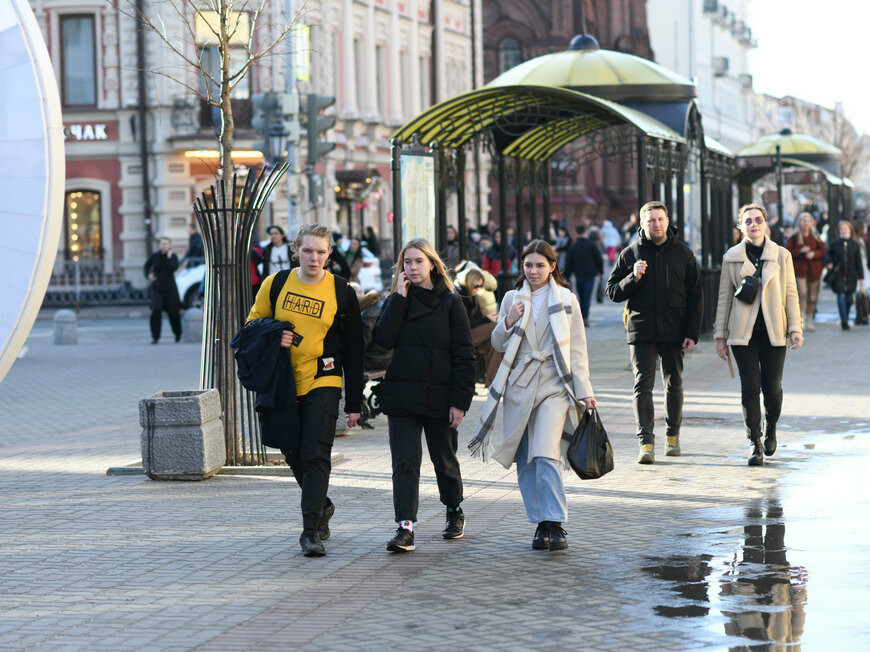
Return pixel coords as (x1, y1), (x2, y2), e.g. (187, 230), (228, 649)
(734, 254), (763, 304)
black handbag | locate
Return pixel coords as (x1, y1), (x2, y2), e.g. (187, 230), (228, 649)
(734, 256), (763, 304)
(566, 408), (614, 480)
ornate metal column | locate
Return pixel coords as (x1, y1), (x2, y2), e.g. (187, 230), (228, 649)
(193, 163), (289, 465)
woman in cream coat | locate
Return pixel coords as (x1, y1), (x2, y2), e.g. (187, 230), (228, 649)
(475, 240), (596, 552)
(714, 204), (803, 466)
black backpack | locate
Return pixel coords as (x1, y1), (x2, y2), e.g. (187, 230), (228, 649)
(269, 269), (349, 339)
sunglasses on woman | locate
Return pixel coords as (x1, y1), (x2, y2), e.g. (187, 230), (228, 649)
(743, 215), (765, 226)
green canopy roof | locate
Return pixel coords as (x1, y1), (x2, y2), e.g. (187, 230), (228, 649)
(736, 131), (841, 159)
(487, 47), (697, 103)
(391, 85), (683, 162)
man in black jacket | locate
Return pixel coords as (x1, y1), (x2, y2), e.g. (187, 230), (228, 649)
(606, 201), (702, 464)
(564, 223), (604, 324)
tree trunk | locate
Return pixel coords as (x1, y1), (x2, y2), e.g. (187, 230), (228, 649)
(218, 3), (234, 183)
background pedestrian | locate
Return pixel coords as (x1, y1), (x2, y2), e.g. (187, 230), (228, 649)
(143, 237), (182, 344)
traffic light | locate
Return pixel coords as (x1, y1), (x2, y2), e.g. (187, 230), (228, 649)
(252, 92), (280, 159)
(306, 93), (336, 167)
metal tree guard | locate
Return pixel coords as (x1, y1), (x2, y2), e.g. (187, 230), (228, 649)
(193, 163), (289, 465)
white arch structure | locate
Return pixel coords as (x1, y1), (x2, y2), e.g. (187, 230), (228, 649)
(0, 0), (65, 382)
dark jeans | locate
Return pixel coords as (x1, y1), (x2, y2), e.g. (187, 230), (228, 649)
(388, 414), (464, 522)
(280, 387), (341, 532)
(836, 292), (853, 325)
(629, 341), (684, 444)
(575, 276), (596, 321)
(730, 326), (786, 441)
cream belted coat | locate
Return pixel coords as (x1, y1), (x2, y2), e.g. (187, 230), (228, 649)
(489, 287), (593, 468)
(713, 238), (803, 346)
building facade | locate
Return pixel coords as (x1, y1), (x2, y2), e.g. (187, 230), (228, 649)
(29, 0), (479, 289)
(646, 0), (757, 153)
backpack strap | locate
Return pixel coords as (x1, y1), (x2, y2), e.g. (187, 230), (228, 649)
(333, 274), (348, 339)
(269, 269), (292, 316)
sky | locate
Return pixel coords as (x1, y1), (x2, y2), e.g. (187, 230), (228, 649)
(749, 0), (870, 133)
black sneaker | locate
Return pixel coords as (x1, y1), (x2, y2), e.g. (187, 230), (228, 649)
(386, 527), (415, 552)
(532, 522), (549, 550)
(548, 522), (568, 551)
(442, 507), (465, 539)
(319, 498), (335, 541)
(299, 531), (326, 557)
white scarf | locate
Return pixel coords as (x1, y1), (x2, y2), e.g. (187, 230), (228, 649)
(468, 276), (577, 461)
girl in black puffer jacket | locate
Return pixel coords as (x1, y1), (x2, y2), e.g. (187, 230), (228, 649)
(374, 238), (475, 553)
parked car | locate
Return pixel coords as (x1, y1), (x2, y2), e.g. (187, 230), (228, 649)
(175, 263), (205, 309)
(350, 245), (384, 292)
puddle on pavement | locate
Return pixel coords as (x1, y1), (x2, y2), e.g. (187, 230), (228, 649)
(640, 431), (870, 649)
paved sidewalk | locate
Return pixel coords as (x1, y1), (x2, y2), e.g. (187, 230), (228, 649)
(1, 290), (868, 650)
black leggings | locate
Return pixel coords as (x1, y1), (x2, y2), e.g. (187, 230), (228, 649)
(730, 325), (787, 441)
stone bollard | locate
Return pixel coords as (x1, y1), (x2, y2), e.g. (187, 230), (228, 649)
(53, 309), (77, 345)
(181, 308), (203, 343)
(139, 389), (225, 480)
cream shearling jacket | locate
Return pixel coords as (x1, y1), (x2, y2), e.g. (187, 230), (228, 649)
(713, 239), (803, 346)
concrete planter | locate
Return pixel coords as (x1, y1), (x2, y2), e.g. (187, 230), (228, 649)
(139, 389), (225, 480)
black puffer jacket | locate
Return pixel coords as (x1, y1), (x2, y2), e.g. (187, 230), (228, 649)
(374, 275), (475, 418)
(606, 227), (702, 344)
(824, 238), (864, 294)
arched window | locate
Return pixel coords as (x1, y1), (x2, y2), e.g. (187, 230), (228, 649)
(64, 190), (103, 261)
(498, 38), (522, 74)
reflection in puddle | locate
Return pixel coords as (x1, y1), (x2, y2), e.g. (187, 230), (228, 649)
(643, 499), (807, 647)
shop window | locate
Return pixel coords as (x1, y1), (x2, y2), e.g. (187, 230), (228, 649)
(60, 15), (97, 107)
(498, 38), (522, 74)
(64, 190), (102, 261)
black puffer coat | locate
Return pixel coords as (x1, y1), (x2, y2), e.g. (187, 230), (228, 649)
(606, 227), (702, 344)
(824, 238), (864, 294)
(374, 275), (475, 418)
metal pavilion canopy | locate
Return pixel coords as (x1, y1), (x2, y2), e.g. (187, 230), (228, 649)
(390, 32), (735, 316)
(734, 129), (850, 232)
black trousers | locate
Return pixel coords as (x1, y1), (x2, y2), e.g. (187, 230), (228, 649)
(629, 341), (684, 444)
(730, 326), (786, 441)
(281, 387), (341, 532)
(149, 289), (181, 341)
(388, 414), (464, 522)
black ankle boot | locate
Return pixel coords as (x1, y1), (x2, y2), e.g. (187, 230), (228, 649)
(748, 439), (764, 466)
(763, 422), (777, 456)
(548, 522), (568, 551)
(532, 522), (549, 550)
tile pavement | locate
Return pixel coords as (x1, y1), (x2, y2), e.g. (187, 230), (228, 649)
(0, 292), (866, 650)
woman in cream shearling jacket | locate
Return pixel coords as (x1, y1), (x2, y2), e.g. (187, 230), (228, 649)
(713, 204), (803, 467)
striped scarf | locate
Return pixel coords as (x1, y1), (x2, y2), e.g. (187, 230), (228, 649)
(468, 276), (576, 461)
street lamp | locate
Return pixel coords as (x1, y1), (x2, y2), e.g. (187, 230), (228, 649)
(267, 120), (287, 164)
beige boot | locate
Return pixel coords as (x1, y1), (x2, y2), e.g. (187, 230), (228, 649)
(805, 314), (815, 331)
(665, 435), (681, 456)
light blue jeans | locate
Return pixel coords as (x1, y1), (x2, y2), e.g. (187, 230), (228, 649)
(516, 432), (568, 524)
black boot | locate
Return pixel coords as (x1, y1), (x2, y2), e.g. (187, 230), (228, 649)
(763, 422), (777, 456)
(318, 498), (335, 541)
(548, 522), (568, 551)
(532, 522), (549, 550)
(748, 439), (764, 466)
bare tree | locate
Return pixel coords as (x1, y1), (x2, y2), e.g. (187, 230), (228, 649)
(124, 0), (306, 181)
(754, 95), (870, 181)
